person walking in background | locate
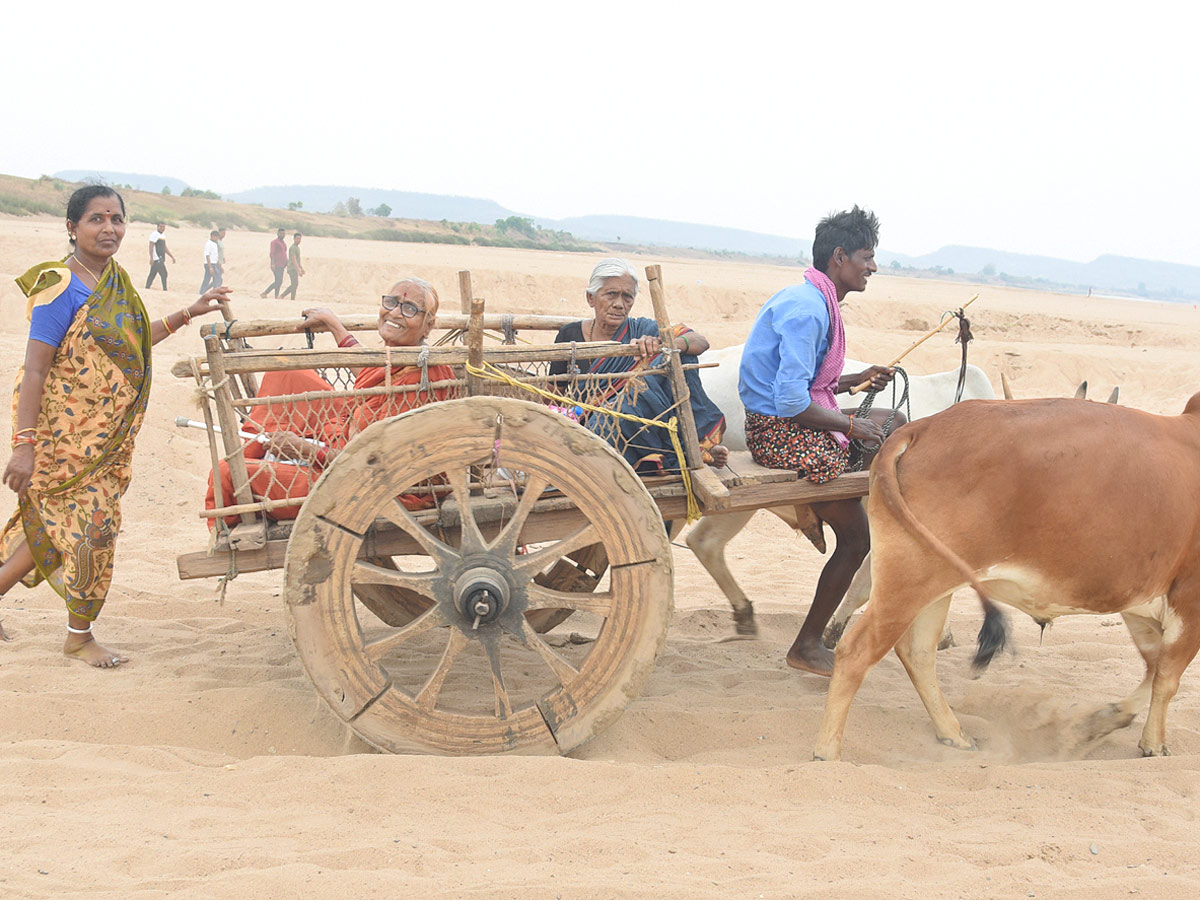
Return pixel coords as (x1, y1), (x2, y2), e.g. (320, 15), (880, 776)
(280, 232), (305, 301)
(215, 228), (227, 287)
(200, 230), (221, 294)
(260, 228), (288, 298)
(145, 222), (174, 290)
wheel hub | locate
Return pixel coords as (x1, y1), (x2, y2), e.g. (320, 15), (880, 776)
(454, 566), (510, 629)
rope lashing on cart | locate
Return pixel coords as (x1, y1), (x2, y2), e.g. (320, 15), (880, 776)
(847, 366), (910, 471)
(952, 308), (974, 404)
(465, 359), (702, 522)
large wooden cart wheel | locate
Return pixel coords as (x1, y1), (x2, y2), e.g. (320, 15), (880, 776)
(283, 396), (673, 755)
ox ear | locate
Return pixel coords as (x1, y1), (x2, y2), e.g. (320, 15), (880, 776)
(1001, 371), (1014, 400)
(1074, 381), (1088, 400)
(1107, 386), (1120, 405)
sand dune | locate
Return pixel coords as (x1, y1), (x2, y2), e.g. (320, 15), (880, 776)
(2, 216), (1199, 898)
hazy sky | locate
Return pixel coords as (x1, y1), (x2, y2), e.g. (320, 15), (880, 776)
(4, 1), (1196, 265)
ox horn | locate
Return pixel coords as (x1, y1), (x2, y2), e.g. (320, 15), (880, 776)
(1074, 381), (1089, 400)
(1001, 372), (1014, 400)
(1107, 386), (1120, 404)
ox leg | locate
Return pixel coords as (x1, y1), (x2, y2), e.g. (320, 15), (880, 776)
(812, 589), (927, 761)
(685, 511), (759, 636)
(893, 595), (975, 750)
(1080, 613), (1160, 744)
(1138, 583), (1200, 757)
(823, 554), (872, 648)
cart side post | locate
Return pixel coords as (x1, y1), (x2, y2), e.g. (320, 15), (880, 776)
(203, 333), (264, 547)
(458, 270), (473, 315)
(466, 297), (485, 395)
(644, 265), (731, 511)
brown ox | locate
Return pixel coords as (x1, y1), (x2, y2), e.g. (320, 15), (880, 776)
(813, 392), (1200, 761)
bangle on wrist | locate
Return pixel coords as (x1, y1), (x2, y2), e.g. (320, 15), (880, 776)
(161, 316), (176, 335)
(13, 427), (36, 437)
(12, 434), (37, 448)
(337, 334), (361, 348)
(680, 334), (691, 353)
(180, 306), (193, 325)
(846, 414), (855, 438)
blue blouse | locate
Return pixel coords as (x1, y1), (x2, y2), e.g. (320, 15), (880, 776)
(738, 281), (830, 417)
(29, 274), (91, 348)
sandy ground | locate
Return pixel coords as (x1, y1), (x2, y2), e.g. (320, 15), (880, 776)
(1, 216), (1199, 899)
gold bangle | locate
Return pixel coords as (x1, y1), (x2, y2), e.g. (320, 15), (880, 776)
(846, 414), (855, 438)
(161, 316), (176, 335)
(13, 427), (37, 436)
(180, 307), (193, 325)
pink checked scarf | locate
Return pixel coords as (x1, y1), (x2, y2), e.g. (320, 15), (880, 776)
(805, 267), (849, 448)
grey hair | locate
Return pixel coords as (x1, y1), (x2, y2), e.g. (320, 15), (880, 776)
(390, 276), (440, 313)
(586, 258), (639, 297)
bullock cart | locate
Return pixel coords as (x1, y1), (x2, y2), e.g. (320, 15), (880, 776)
(174, 266), (869, 756)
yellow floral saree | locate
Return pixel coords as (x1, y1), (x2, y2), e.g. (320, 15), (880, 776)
(2, 259), (151, 620)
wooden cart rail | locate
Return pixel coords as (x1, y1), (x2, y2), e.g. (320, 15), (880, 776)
(177, 464), (869, 580)
(199, 312), (581, 341)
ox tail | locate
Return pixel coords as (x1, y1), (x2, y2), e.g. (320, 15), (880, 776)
(875, 433), (1011, 671)
(972, 599), (1009, 672)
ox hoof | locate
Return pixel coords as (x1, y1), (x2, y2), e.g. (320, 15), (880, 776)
(732, 606), (758, 637)
(939, 735), (978, 751)
(821, 624), (844, 650)
(936, 630), (957, 651)
(1139, 743), (1171, 758)
(1082, 703), (1136, 742)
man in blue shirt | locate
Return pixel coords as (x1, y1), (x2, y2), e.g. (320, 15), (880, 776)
(738, 206), (902, 675)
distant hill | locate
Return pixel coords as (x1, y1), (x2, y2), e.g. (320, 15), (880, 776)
(224, 184), (515, 224)
(883, 244), (1200, 302)
(55, 169), (191, 195)
(539, 214), (802, 257)
(48, 171), (1200, 300)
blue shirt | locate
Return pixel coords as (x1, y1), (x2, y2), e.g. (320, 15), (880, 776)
(29, 274), (91, 348)
(738, 281), (831, 417)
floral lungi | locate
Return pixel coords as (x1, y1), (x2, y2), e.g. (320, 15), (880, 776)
(744, 412), (850, 484)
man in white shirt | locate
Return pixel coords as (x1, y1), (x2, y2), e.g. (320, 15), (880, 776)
(200, 230), (221, 294)
(145, 222), (175, 290)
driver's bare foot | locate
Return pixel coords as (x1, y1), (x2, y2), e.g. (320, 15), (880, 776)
(707, 444), (729, 468)
(786, 639), (835, 676)
(64, 632), (126, 668)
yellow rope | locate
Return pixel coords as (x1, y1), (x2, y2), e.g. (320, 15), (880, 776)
(465, 361), (701, 522)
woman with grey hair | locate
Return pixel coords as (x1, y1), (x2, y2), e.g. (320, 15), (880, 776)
(550, 258), (728, 473)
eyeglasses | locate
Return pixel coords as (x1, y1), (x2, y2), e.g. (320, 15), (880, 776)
(381, 296), (426, 318)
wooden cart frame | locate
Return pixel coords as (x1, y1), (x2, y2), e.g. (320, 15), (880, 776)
(175, 266), (868, 756)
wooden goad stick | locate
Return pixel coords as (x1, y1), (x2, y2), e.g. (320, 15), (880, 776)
(848, 293), (980, 395)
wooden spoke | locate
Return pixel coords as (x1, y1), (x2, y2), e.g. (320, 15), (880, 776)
(525, 584), (614, 618)
(479, 630), (513, 719)
(379, 499), (456, 565)
(445, 465), (487, 555)
(488, 474), (550, 557)
(517, 618), (580, 684)
(352, 560), (439, 602)
(364, 604), (451, 662)
(513, 523), (601, 576)
(414, 628), (470, 712)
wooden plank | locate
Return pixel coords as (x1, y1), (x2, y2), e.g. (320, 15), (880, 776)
(458, 270), (473, 315)
(199, 313), (579, 341)
(199, 341), (651, 375)
(204, 334), (257, 526)
(177, 470), (871, 580)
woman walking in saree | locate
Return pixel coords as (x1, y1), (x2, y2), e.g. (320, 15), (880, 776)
(549, 258), (728, 474)
(0, 185), (231, 666)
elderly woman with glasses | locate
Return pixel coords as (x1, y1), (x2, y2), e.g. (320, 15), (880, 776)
(205, 278), (457, 525)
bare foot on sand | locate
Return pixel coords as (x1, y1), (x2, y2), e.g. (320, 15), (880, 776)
(707, 444), (729, 468)
(64, 632), (126, 668)
(786, 639), (835, 677)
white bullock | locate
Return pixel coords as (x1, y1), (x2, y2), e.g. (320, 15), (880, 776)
(686, 345), (996, 636)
